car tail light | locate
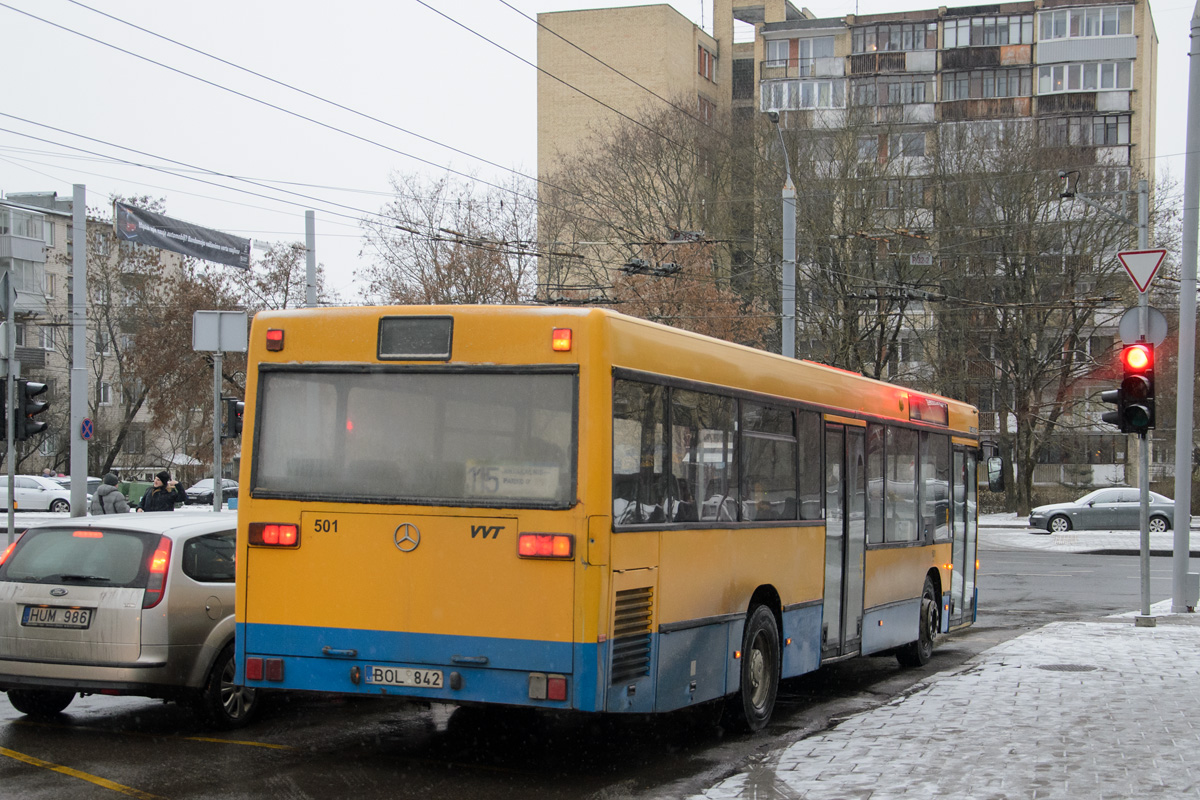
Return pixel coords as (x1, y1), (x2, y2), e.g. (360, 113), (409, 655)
(0, 539), (17, 567)
(142, 536), (171, 609)
(73, 530), (104, 539)
(248, 523), (299, 547)
(517, 533), (574, 559)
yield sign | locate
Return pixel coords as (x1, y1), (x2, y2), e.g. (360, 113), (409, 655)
(1117, 249), (1166, 293)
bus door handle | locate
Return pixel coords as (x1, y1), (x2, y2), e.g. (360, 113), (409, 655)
(321, 646), (359, 658)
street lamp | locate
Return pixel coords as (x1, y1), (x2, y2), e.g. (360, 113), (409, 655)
(767, 110), (796, 359)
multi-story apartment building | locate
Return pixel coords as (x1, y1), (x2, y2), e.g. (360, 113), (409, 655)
(537, 0), (1159, 490)
(0, 192), (190, 481)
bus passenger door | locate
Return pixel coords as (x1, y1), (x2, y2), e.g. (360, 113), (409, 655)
(950, 448), (979, 624)
(823, 424), (866, 659)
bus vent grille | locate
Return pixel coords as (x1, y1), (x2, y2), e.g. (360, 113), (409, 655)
(611, 587), (653, 684)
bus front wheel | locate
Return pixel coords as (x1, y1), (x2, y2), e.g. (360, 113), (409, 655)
(897, 577), (938, 668)
(723, 604), (780, 733)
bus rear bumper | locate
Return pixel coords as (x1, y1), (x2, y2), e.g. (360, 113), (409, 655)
(236, 622), (600, 711)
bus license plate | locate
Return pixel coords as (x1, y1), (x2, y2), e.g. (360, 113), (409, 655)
(364, 665), (443, 688)
(22, 605), (93, 629)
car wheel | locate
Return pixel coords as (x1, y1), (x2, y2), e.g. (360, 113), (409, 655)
(721, 604), (780, 733)
(897, 577), (939, 668)
(7, 689), (75, 717)
(193, 643), (260, 730)
(1048, 515), (1071, 533)
(1149, 515), (1170, 533)
(49, 499), (69, 513)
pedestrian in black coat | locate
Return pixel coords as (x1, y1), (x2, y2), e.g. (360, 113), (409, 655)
(138, 470), (185, 512)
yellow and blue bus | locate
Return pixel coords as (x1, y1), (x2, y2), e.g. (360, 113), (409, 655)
(235, 306), (979, 730)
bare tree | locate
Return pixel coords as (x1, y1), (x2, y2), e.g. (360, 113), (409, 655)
(359, 172), (538, 305)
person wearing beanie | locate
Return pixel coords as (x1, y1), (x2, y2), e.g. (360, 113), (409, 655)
(89, 472), (130, 515)
(137, 470), (185, 512)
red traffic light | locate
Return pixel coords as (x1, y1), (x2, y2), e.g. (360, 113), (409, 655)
(1121, 344), (1151, 372)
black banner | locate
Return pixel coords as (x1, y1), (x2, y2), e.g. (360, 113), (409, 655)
(114, 202), (250, 269)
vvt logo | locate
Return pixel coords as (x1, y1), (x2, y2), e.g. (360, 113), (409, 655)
(470, 524), (504, 540)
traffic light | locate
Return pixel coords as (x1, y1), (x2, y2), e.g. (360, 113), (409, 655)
(16, 380), (48, 441)
(222, 397), (244, 439)
(1119, 343), (1154, 433)
(1101, 344), (1154, 434)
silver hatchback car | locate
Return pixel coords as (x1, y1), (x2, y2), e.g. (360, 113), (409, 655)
(0, 512), (259, 728)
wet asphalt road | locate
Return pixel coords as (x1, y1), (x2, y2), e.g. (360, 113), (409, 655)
(0, 545), (1161, 800)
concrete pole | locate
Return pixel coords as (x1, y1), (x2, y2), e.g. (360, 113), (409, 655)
(69, 185), (87, 517)
(770, 115), (796, 359)
(1136, 178), (1154, 623)
(306, 211), (317, 308)
(1172, 4), (1200, 613)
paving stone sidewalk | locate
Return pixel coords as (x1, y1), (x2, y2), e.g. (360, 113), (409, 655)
(691, 607), (1200, 799)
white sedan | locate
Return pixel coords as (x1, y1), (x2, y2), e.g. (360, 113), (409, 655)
(0, 475), (78, 513)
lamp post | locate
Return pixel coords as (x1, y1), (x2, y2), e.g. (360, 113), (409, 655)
(767, 111), (796, 359)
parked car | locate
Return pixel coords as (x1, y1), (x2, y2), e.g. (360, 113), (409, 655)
(0, 512), (259, 728)
(1029, 487), (1174, 533)
(0, 475), (80, 513)
(52, 475), (103, 497)
(184, 478), (238, 505)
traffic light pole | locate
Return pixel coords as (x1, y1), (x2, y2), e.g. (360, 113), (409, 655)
(212, 350), (223, 512)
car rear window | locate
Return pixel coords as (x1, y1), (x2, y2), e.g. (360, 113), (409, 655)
(0, 527), (160, 587)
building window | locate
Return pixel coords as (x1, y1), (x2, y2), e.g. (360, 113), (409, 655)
(854, 75), (932, 106)
(943, 14), (1034, 48)
(1038, 62), (1133, 94)
(942, 68), (1033, 100)
(889, 132), (927, 158)
(698, 45), (716, 83)
(1039, 114), (1131, 146)
(99, 382), (112, 406)
(698, 95), (716, 124)
(95, 327), (112, 355)
(0, 207), (45, 240)
(0, 257), (45, 296)
(732, 58), (754, 100)
(766, 39), (789, 68)
(1039, 6), (1134, 40)
(761, 79), (846, 111)
(12, 323), (25, 348)
(852, 22), (937, 53)
(123, 429), (145, 454)
(39, 325), (54, 352)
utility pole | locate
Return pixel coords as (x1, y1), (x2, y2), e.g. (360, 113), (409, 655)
(767, 111), (795, 359)
(69, 184), (88, 517)
(1172, 1), (1200, 614)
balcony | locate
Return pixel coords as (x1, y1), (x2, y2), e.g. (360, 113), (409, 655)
(849, 52), (906, 75)
(939, 97), (1032, 121)
(760, 57), (843, 80)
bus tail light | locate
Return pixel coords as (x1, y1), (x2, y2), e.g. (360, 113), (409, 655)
(551, 328), (572, 351)
(245, 657), (263, 681)
(249, 523), (300, 547)
(142, 536), (171, 609)
(266, 329), (284, 351)
(528, 672), (568, 701)
(517, 533), (574, 559)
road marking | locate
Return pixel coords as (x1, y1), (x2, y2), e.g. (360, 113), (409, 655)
(13, 719), (293, 750)
(0, 745), (165, 799)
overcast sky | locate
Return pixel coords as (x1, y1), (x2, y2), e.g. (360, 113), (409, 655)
(1, 0), (1193, 299)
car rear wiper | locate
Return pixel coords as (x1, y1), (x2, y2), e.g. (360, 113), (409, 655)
(51, 574), (112, 582)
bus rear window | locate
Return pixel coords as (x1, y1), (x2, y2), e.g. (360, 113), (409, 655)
(253, 369), (577, 507)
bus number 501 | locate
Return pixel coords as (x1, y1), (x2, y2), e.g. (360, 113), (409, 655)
(314, 519), (338, 533)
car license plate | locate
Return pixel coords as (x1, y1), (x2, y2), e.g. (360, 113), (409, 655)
(22, 605), (93, 629)
(364, 665), (443, 688)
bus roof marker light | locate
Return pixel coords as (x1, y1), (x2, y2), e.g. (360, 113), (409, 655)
(551, 328), (572, 351)
(266, 328), (284, 351)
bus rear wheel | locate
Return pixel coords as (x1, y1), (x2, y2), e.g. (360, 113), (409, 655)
(897, 577), (938, 668)
(722, 604), (780, 733)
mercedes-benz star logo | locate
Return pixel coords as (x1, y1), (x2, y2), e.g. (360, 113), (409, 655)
(394, 523), (421, 553)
